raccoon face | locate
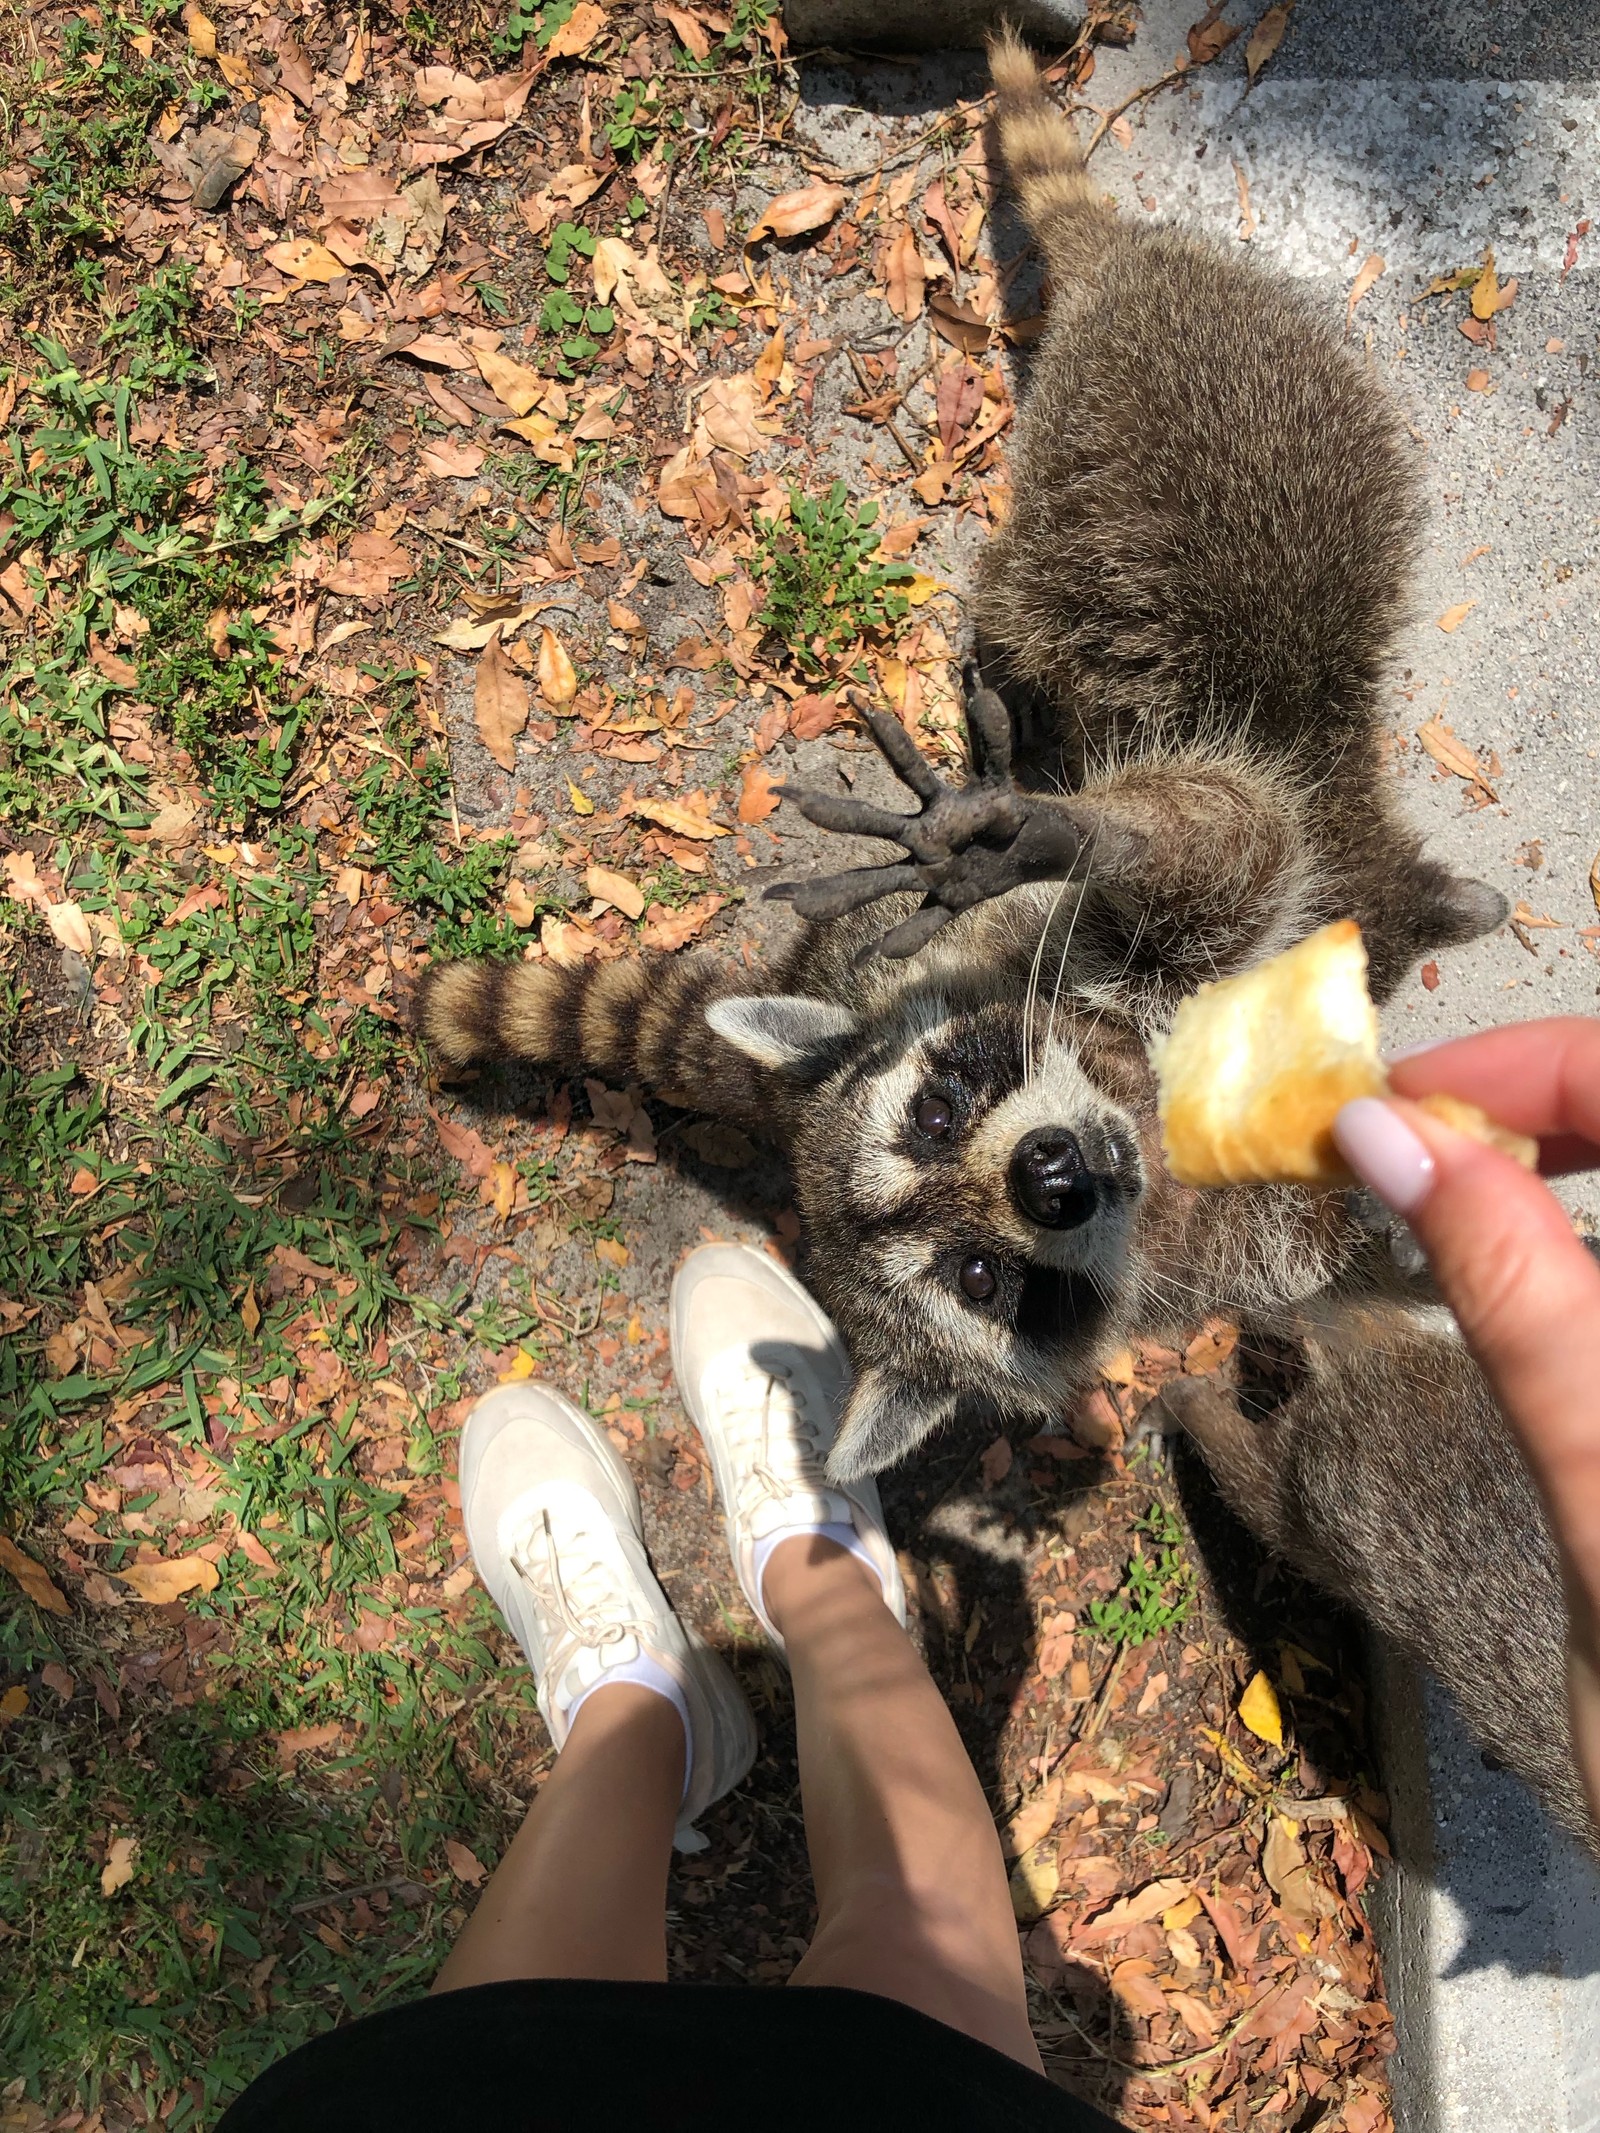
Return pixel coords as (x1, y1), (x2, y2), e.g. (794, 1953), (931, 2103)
(710, 987), (1166, 1480)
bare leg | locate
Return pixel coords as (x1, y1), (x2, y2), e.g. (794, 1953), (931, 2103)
(765, 1535), (1041, 2072)
(432, 1683), (683, 1993)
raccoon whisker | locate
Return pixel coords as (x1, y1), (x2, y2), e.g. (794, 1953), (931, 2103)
(1040, 816), (1105, 1063)
(1023, 876), (1075, 1086)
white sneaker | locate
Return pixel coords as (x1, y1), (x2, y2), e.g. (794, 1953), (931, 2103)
(458, 1383), (756, 1849)
(670, 1244), (906, 1654)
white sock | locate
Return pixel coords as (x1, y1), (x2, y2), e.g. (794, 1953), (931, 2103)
(752, 1521), (887, 1623)
(563, 1654), (693, 1803)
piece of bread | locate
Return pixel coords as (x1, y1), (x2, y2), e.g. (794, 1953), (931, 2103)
(1150, 920), (1538, 1187)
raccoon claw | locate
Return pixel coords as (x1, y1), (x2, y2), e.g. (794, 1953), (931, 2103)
(771, 682), (1088, 954)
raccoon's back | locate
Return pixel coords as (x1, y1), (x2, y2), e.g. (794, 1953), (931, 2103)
(979, 228), (1424, 766)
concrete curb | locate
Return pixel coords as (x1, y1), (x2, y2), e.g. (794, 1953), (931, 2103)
(1369, 1640), (1600, 2132)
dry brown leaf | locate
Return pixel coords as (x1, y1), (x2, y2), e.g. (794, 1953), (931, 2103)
(640, 893), (724, 950)
(475, 631), (530, 771)
(1006, 1778), (1063, 1859)
(677, 1121), (756, 1167)
(747, 183), (846, 245)
(473, 346), (547, 416)
(433, 1109), (495, 1177)
(46, 902), (94, 958)
(1188, 4), (1242, 63)
(1345, 252), (1385, 332)
(1077, 1875), (1192, 1944)
(185, 5), (217, 56)
(1590, 849), (1599, 918)
(101, 1834), (139, 1898)
(1466, 367), (1491, 391)
(1417, 713), (1493, 793)
(114, 1555), (221, 1603)
(1436, 599), (1478, 632)
(536, 626), (578, 707)
(927, 290), (992, 355)
(544, 0), (606, 56)
(265, 238), (347, 284)
(586, 865), (646, 920)
(0, 1535), (70, 1616)
(883, 224), (927, 321)
(737, 763), (782, 824)
(1245, 2), (1292, 82)
(631, 796), (728, 841)
(654, 1), (710, 57)
(444, 1837), (489, 1884)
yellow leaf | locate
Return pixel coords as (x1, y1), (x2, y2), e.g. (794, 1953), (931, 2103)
(1470, 250), (1499, 321)
(594, 1235), (630, 1268)
(473, 346), (547, 417)
(265, 239), (347, 284)
(216, 48), (253, 88)
(490, 1159), (517, 1219)
(185, 5), (217, 57)
(1162, 1893), (1203, 1931)
(101, 1833), (139, 1898)
(113, 1555), (221, 1604)
(500, 410), (560, 446)
(630, 795), (728, 841)
(1435, 599), (1478, 632)
(0, 1685), (29, 1724)
(497, 1349), (538, 1383)
(567, 781), (595, 816)
(1009, 1842), (1059, 1922)
(903, 572), (945, 608)
(586, 865), (646, 920)
(504, 878), (538, 927)
(536, 626), (578, 707)
(240, 1282), (260, 1336)
(1239, 1669), (1284, 1748)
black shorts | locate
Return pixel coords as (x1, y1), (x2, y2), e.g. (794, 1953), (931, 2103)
(217, 1978), (1126, 2131)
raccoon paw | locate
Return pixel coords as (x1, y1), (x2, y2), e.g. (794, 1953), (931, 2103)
(768, 682), (1086, 960)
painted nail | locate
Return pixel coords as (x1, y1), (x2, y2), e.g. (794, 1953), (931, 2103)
(1334, 1098), (1437, 1215)
(1385, 1035), (1454, 1064)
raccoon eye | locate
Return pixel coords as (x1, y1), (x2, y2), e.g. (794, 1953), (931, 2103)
(914, 1094), (953, 1137)
(959, 1255), (997, 1302)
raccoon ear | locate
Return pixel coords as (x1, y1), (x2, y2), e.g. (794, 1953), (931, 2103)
(705, 994), (858, 1077)
(827, 1370), (951, 1483)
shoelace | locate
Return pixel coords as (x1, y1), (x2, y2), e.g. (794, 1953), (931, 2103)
(714, 1358), (833, 1521)
(508, 1506), (649, 1655)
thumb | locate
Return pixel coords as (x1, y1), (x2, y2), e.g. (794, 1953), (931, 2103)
(1334, 1095), (1600, 1608)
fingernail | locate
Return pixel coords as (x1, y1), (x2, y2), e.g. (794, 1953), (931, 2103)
(1386, 1035), (1453, 1064)
(1334, 1098), (1437, 1215)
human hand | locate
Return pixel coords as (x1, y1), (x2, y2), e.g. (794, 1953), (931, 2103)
(1333, 1018), (1600, 1823)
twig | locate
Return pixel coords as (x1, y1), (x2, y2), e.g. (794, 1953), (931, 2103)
(1083, 65), (1189, 158)
(290, 1874), (429, 1915)
(843, 346), (920, 472)
(1037, 1997), (1258, 2076)
(1079, 1643), (1126, 1743)
(800, 108), (978, 185)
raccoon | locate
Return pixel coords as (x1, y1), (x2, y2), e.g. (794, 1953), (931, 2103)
(415, 42), (1595, 1841)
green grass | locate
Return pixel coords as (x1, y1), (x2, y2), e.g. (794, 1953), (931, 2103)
(1088, 1502), (1196, 1649)
(752, 482), (916, 677)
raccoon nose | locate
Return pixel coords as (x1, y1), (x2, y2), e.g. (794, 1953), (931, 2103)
(1009, 1128), (1097, 1230)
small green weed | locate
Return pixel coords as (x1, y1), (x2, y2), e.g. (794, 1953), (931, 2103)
(752, 482), (915, 675)
(1089, 1503), (1195, 1649)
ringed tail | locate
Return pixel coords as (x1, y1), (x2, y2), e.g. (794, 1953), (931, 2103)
(988, 27), (1110, 255)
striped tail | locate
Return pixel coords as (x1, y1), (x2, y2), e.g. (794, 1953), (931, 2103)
(988, 27), (1111, 261)
(413, 950), (763, 1121)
